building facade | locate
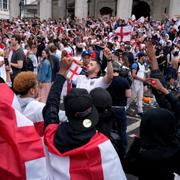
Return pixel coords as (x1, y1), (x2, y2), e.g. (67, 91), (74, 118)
(0, 0), (10, 19)
(39, 0), (180, 20)
(0, 0), (180, 20)
(0, 0), (27, 19)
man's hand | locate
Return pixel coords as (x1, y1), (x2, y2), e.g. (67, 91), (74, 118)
(145, 40), (159, 70)
(146, 78), (169, 95)
(5, 65), (10, 72)
(103, 48), (114, 84)
(4, 47), (9, 58)
(145, 40), (156, 62)
(58, 57), (73, 77)
(103, 48), (113, 61)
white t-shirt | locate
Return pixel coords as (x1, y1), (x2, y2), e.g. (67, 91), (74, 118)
(178, 65), (180, 73)
(73, 75), (110, 92)
(56, 49), (62, 60)
(0, 56), (6, 82)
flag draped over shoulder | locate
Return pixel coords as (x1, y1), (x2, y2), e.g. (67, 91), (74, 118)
(44, 124), (127, 180)
(0, 83), (127, 180)
(0, 83), (48, 180)
(22, 100), (45, 136)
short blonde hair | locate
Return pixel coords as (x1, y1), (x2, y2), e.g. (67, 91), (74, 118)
(13, 71), (37, 95)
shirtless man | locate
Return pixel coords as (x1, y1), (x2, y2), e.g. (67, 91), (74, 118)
(168, 51), (180, 80)
(171, 51), (180, 71)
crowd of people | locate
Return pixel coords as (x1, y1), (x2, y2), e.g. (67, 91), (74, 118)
(0, 14), (180, 180)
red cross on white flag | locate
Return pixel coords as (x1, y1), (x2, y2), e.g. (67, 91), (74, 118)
(66, 62), (82, 81)
(0, 83), (48, 180)
(115, 26), (132, 42)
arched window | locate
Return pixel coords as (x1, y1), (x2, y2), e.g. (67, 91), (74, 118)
(100, 7), (113, 16)
(132, 0), (150, 19)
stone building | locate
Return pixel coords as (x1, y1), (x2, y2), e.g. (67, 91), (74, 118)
(39, 0), (180, 20)
(0, 0), (37, 19)
(0, 0), (179, 20)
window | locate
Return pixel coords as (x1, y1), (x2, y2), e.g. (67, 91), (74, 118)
(0, 0), (9, 11)
(3, 0), (8, 10)
(0, 0), (2, 10)
(21, 0), (25, 6)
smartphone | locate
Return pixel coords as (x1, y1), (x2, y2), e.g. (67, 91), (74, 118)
(4, 58), (9, 66)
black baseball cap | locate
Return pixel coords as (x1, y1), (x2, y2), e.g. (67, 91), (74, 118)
(64, 88), (99, 131)
(137, 51), (146, 58)
(90, 88), (112, 118)
(90, 87), (112, 109)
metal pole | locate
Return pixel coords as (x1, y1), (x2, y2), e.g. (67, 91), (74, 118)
(19, 2), (22, 19)
(66, 0), (68, 19)
(87, 0), (91, 17)
(115, 0), (117, 16)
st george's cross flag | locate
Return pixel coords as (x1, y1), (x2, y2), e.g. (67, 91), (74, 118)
(21, 99), (68, 136)
(44, 124), (127, 180)
(20, 100), (45, 137)
(66, 62), (82, 81)
(60, 62), (82, 103)
(115, 26), (132, 42)
(0, 83), (48, 180)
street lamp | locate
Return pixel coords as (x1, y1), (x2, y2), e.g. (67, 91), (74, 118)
(19, 1), (22, 19)
(115, 0), (117, 16)
(87, 0), (91, 17)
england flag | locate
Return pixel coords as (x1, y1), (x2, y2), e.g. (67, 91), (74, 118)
(115, 26), (132, 42)
(0, 83), (48, 180)
(44, 124), (127, 180)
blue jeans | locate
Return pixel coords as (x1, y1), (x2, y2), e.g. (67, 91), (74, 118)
(112, 106), (128, 156)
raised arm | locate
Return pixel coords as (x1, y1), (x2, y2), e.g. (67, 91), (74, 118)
(146, 40), (159, 71)
(103, 48), (114, 84)
(147, 78), (180, 130)
(43, 58), (72, 129)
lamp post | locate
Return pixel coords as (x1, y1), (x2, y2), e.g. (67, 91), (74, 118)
(115, 0), (117, 16)
(19, 1), (22, 19)
(65, 0), (68, 19)
(87, 0), (91, 17)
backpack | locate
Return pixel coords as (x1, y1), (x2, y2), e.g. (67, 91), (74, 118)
(131, 62), (140, 74)
(22, 57), (34, 72)
(119, 66), (133, 85)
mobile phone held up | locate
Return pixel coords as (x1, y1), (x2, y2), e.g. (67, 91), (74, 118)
(4, 58), (9, 66)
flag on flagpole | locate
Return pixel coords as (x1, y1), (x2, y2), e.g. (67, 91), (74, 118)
(44, 124), (127, 180)
(0, 83), (48, 180)
(115, 26), (132, 42)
